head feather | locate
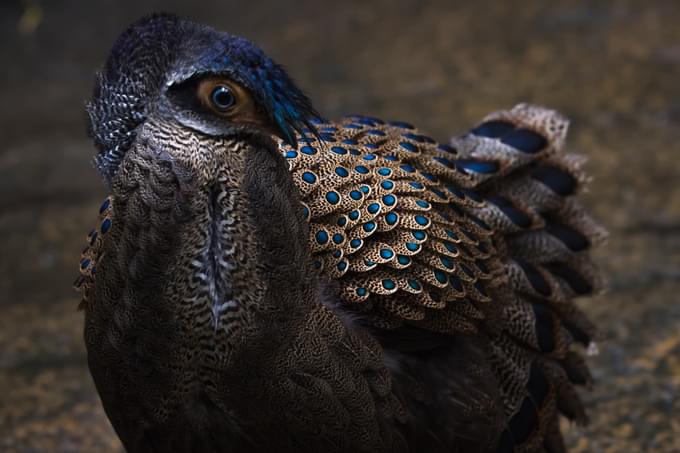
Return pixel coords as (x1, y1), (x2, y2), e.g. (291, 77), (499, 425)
(88, 13), (322, 182)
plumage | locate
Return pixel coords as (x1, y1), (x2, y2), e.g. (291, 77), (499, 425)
(76, 13), (605, 453)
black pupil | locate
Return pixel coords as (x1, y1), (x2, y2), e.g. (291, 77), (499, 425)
(210, 86), (235, 110)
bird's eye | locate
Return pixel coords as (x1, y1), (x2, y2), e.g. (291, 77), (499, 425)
(210, 85), (236, 111)
(194, 77), (256, 121)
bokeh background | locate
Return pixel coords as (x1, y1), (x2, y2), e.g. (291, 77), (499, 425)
(1, 0), (679, 451)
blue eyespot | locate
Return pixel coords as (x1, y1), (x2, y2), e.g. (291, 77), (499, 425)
(330, 146), (347, 155)
(363, 221), (376, 232)
(385, 212), (398, 225)
(456, 159), (499, 174)
(402, 133), (421, 141)
(440, 256), (454, 269)
(399, 142), (417, 152)
(302, 172), (317, 184)
(434, 270), (448, 284)
(100, 218), (112, 234)
(378, 167), (392, 176)
(358, 118), (377, 126)
(99, 198), (110, 214)
(382, 279), (396, 290)
(325, 191), (340, 204)
(367, 203), (381, 214)
(380, 180), (394, 190)
(335, 167), (349, 177)
(315, 230), (329, 244)
(431, 188), (447, 200)
(415, 215), (429, 226)
(433, 156), (455, 168)
(382, 194), (396, 206)
(350, 190), (363, 200)
(356, 287), (367, 296)
(380, 248), (394, 259)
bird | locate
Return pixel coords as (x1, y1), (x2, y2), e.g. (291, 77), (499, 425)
(75, 13), (606, 453)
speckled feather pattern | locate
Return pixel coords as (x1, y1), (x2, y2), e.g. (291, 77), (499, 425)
(77, 102), (605, 452)
(279, 114), (498, 333)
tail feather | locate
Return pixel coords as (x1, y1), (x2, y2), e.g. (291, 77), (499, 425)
(450, 104), (605, 452)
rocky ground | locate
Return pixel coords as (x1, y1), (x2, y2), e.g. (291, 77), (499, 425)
(0, 0), (678, 451)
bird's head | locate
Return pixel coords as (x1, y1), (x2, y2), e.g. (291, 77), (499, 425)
(84, 15), (322, 351)
(87, 13), (321, 183)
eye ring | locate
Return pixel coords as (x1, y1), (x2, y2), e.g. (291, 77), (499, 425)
(210, 85), (236, 111)
(196, 78), (255, 120)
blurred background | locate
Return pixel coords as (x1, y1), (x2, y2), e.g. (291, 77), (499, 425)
(1, 0), (679, 451)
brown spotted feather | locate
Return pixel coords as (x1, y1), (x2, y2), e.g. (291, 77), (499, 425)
(77, 104), (604, 453)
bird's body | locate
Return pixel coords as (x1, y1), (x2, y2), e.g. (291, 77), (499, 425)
(76, 14), (605, 453)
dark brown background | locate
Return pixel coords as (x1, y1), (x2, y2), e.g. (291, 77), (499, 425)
(1, 0), (679, 451)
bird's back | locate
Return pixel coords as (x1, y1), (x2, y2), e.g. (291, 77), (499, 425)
(275, 103), (605, 452)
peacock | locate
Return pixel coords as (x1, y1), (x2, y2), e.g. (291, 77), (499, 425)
(75, 13), (606, 453)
